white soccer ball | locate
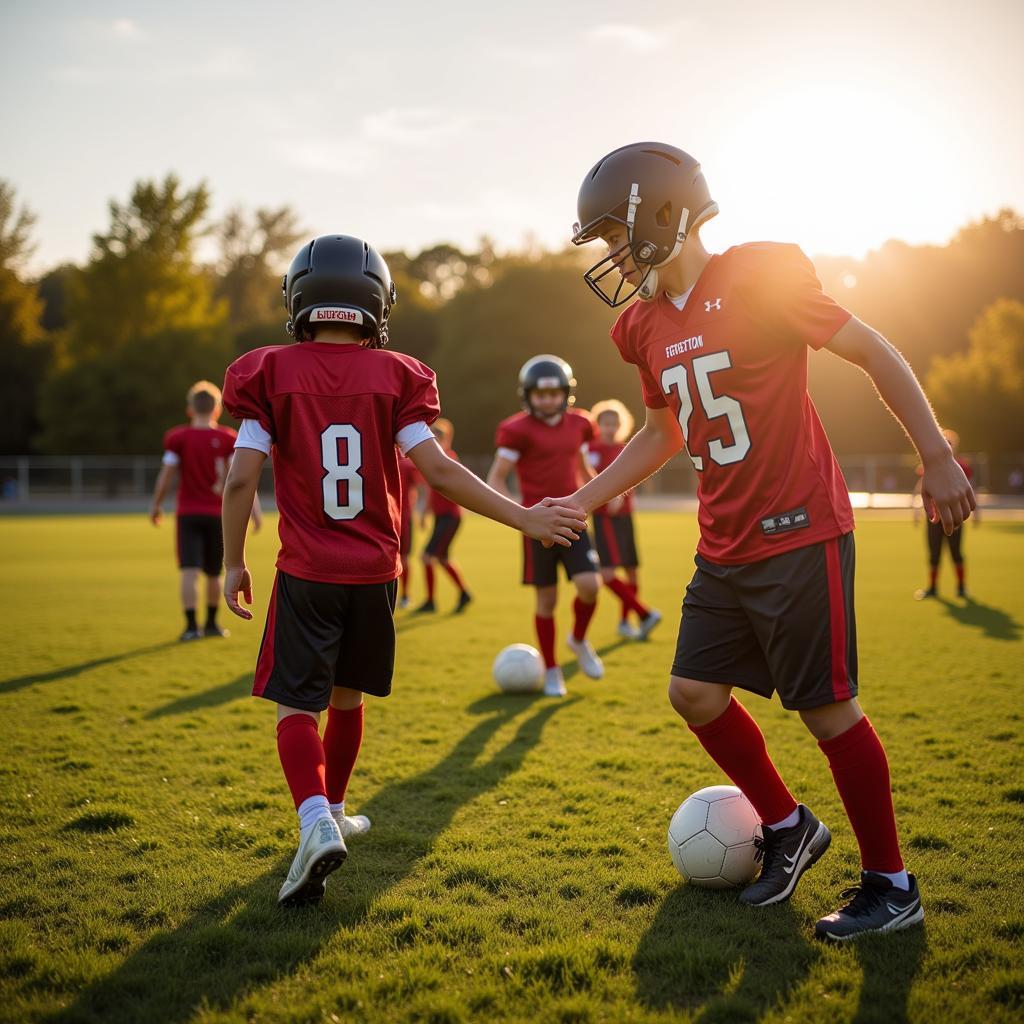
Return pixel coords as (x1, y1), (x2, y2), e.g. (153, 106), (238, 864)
(667, 785), (763, 889)
(492, 644), (544, 693)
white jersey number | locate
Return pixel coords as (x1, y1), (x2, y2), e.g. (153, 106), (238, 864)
(320, 424), (364, 520)
(660, 352), (751, 472)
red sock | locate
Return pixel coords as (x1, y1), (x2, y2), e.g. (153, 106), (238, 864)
(535, 614), (556, 668)
(323, 703), (364, 805)
(929, 567), (938, 588)
(572, 597), (597, 642)
(276, 714), (327, 809)
(819, 716), (904, 873)
(688, 698), (797, 825)
(604, 577), (650, 620)
(425, 563), (436, 600)
(442, 561), (467, 592)
(955, 563), (965, 586)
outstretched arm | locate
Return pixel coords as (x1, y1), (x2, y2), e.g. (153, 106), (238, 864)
(410, 439), (585, 547)
(221, 448), (266, 619)
(149, 464), (177, 525)
(825, 317), (975, 534)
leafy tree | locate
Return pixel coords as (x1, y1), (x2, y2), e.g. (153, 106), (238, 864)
(0, 179), (37, 272)
(0, 267), (50, 454)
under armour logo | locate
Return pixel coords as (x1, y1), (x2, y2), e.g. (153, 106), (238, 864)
(705, 298), (722, 312)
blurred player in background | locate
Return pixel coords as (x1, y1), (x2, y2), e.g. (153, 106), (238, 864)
(488, 356), (602, 697)
(589, 398), (662, 640)
(397, 452), (422, 608)
(150, 380), (261, 641)
(220, 235), (585, 906)
(416, 418), (473, 614)
(914, 428), (976, 600)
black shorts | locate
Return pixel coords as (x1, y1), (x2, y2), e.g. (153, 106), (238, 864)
(522, 531), (599, 587)
(176, 514), (223, 575)
(253, 571), (398, 710)
(424, 514), (461, 560)
(673, 533), (858, 711)
(927, 520), (963, 565)
(593, 513), (639, 569)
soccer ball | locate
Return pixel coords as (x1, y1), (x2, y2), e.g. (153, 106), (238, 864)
(492, 644), (543, 693)
(667, 785), (763, 889)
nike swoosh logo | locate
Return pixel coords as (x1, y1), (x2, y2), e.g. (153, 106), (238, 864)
(783, 830), (812, 875)
(886, 899), (919, 918)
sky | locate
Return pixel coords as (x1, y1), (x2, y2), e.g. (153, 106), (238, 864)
(2, 0), (1023, 274)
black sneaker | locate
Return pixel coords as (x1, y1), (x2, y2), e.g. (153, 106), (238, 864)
(739, 804), (832, 907)
(914, 586), (937, 601)
(956, 583), (967, 598)
(815, 871), (924, 942)
(414, 599), (436, 614)
(204, 622), (230, 638)
(455, 591), (473, 614)
(179, 628), (202, 642)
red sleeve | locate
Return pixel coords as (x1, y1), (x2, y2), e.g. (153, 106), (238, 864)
(223, 350), (275, 438)
(495, 417), (525, 452)
(611, 310), (668, 410)
(395, 358), (440, 433)
(162, 427), (182, 454)
(577, 411), (596, 444)
(743, 244), (852, 351)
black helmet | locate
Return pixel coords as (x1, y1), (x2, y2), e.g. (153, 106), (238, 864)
(571, 142), (718, 307)
(283, 234), (398, 347)
(518, 355), (576, 415)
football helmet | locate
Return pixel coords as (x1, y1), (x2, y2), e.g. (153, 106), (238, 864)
(518, 355), (576, 415)
(283, 235), (397, 347)
(571, 142), (718, 306)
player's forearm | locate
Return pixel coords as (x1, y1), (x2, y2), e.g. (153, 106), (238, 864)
(151, 466), (174, 508)
(485, 467), (513, 500)
(427, 459), (526, 531)
(573, 426), (680, 513)
(222, 476), (258, 567)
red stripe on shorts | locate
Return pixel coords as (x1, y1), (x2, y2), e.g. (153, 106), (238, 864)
(824, 538), (851, 701)
(601, 515), (622, 566)
(252, 574), (280, 698)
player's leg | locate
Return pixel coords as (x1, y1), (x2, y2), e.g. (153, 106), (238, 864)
(202, 517), (228, 637)
(179, 569), (201, 639)
(614, 516), (661, 639)
(948, 526), (966, 597)
(534, 583), (564, 696)
(323, 686), (370, 837)
(176, 515), (203, 640)
(917, 520), (943, 598)
(601, 566), (638, 638)
(416, 548), (437, 614)
(435, 516), (472, 612)
(567, 568), (604, 679)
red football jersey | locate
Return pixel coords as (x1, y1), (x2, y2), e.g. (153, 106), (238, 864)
(398, 454), (423, 525)
(162, 425), (238, 516)
(428, 449), (463, 517)
(588, 440), (633, 516)
(495, 409), (595, 506)
(611, 243), (854, 565)
(223, 342), (439, 584)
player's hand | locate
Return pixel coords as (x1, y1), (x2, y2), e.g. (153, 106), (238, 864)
(149, 507), (162, 526)
(921, 453), (976, 535)
(224, 564), (255, 620)
(524, 500), (587, 549)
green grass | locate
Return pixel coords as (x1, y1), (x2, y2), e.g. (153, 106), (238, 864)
(0, 511), (1022, 1024)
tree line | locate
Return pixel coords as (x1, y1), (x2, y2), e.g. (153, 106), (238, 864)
(1, 176), (1022, 459)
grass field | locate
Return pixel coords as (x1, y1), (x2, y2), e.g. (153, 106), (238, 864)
(1, 511), (1022, 1024)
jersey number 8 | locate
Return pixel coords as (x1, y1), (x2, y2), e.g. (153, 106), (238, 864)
(320, 424), (364, 520)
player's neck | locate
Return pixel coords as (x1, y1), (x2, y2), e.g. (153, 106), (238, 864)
(190, 415), (216, 429)
(658, 233), (712, 299)
(312, 327), (365, 346)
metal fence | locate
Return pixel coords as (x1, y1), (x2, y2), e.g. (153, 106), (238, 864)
(1, 452), (1022, 508)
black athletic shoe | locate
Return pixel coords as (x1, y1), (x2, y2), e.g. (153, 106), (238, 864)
(815, 871), (924, 942)
(455, 591), (473, 614)
(179, 628), (202, 642)
(204, 623), (230, 638)
(957, 583), (967, 598)
(414, 599), (436, 614)
(739, 804), (832, 906)
(914, 586), (937, 601)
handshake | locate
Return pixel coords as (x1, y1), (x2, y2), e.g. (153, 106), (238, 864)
(521, 495), (588, 549)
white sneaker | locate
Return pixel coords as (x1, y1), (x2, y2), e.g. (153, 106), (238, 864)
(543, 666), (567, 697)
(332, 811), (372, 838)
(617, 621), (640, 640)
(567, 636), (604, 679)
(278, 816), (347, 907)
(397, 596), (410, 610)
(638, 609), (663, 640)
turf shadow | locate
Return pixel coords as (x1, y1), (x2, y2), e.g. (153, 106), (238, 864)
(633, 885), (817, 1019)
(0, 641), (179, 695)
(937, 596), (1021, 641)
(50, 697), (566, 1024)
(143, 673), (252, 719)
(850, 923), (927, 1024)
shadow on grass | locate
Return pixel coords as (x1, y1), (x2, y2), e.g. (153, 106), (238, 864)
(0, 642), (179, 695)
(144, 674), (251, 719)
(50, 697), (567, 1024)
(851, 924), (927, 1024)
(938, 596), (1021, 641)
(633, 886), (815, 1019)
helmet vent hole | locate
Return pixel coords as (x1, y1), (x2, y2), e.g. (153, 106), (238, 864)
(656, 203), (672, 228)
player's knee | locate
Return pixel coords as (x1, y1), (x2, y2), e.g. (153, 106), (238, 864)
(576, 576), (599, 603)
(798, 699), (862, 740)
(668, 676), (720, 723)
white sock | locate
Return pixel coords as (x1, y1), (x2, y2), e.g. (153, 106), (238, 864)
(874, 868), (911, 891)
(297, 794), (331, 833)
(329, 801), (345, 817)
(767, 807), (802, 831)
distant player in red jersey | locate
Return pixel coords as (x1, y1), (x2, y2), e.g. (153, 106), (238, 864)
(487, 356), (602, 697)
(588, 399), (661, 640)
(564, 143), (975, 940)
(914, 428), (977, 600)
(150, 380), (261, 641)
(397, 453), (422, 609)
(415, 417), (472, 614)
(219, 236), (585, 906)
